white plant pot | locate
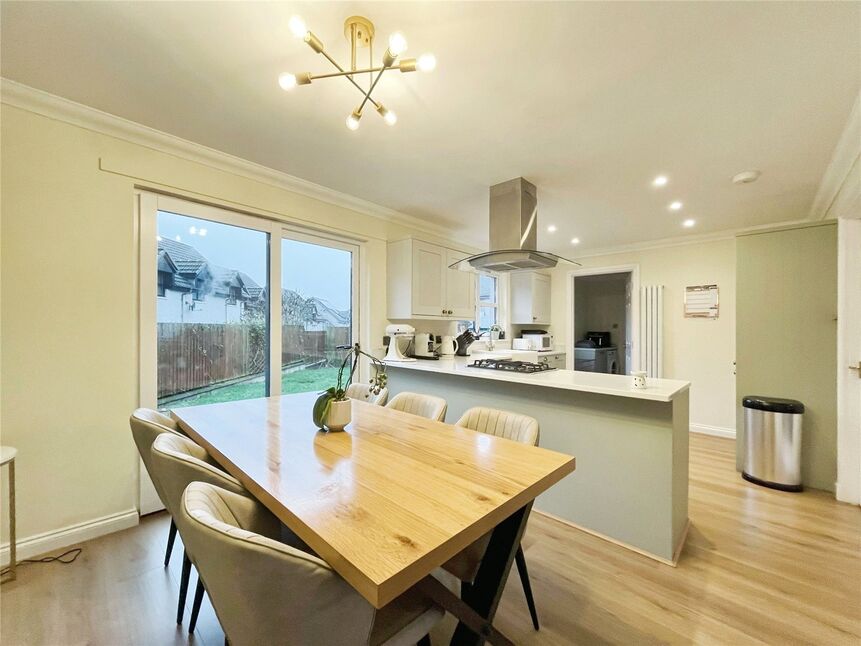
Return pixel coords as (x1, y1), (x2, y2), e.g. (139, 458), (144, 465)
(325, 399), (352, 432)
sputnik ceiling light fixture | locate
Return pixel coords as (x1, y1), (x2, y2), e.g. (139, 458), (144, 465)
(279, 15), (435, 130)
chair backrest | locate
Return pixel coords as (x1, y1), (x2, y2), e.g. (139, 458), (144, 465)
(386, 392), (448, 422)
(344, 382), (389, 406)
(129, 408), (186, 505)
(149, 433), (246, 518)
(180, 482), (375, 646)
(456, 407), (540, 446)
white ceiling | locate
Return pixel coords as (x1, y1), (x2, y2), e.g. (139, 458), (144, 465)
(2, 1), (859, 253)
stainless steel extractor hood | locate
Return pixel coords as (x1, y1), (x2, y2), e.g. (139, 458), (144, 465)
(450, 177), (579, 272)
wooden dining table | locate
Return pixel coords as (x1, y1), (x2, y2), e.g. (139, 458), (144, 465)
(172, 392), (576, 645)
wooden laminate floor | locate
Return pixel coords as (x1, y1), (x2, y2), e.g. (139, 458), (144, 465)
(1, 434), (859, 645)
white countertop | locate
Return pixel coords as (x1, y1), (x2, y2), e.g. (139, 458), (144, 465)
(385, 356), (690, 402)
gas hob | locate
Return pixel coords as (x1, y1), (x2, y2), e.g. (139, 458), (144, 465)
(466, 358), (556, 374)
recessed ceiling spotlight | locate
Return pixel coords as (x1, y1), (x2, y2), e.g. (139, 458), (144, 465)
(652, 175), (668, 187)
(570, 237), (580, 245)
(732, 170), (761, 185)
(682, 219), (696, 228)
(547, 225), (557, 233)
(669, 201), (683, 211)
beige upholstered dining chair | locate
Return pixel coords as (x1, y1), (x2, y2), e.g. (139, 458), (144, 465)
(150, 433), (255, 633)
(444, 406), (541, 630)
(345, 382), (389, 406)
(179, 481), (449, 646)
(129, 408), (187, 567)
(385, 392), (448, 422)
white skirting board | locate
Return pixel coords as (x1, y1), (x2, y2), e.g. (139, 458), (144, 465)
(0, 508), (139, 567)
(690, 424), (736, 439)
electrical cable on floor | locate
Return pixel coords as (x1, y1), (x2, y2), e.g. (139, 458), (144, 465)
(0, 547), (83, 577)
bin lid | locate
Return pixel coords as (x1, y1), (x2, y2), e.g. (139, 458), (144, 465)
(742, 396), (804, 414)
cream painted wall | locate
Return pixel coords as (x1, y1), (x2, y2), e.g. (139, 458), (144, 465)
(551, 239), (737, 433)
(0, 103), (470, 552)
(736, 222), (838, 492)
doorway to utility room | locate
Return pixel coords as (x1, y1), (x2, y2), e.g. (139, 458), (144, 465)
(572, 270), (636, 375)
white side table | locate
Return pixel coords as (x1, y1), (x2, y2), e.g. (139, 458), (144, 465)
(1, 446), (16, 583)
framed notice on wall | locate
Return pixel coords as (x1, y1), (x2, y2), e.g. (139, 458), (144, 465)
(684, 284), (719, 318)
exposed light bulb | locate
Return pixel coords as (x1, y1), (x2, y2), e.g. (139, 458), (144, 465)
(417, 53), (436, 72)
(198, 228), (207, 237)
(669, 201), (683, 211)
(388, 32), (408, 56)
(652, 175), (668, 187)
(547, 225), (557, 233)
(376, 104), (397, 126)
(682, 219), (696, 228)
(157, 235), (162, 241)
(346, 112), (361, 131)
(571, 237), (580, 245)
(289, 16), (307, 39)
(278, 73), (298, 91)
(175, 235), (182, 242)
(189, 226), (197, 235)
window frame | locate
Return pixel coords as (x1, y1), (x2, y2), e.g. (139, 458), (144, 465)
(139, 192), (365, 407)
(475, 272), (500, 333)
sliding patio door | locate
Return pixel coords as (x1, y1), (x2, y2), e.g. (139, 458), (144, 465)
(138, 193), (361, 513)
(280, 231), (358, 394)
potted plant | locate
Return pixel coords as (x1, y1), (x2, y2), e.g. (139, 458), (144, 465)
(313, 343), (388, 432)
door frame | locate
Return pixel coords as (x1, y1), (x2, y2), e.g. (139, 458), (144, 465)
(136, 192), (364, 513)
(836, 217), (861, 505)
(566, 264), (640, 372)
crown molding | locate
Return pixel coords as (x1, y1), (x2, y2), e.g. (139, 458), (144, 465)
(810, 90), (861, 221)
(0, 78), (458, 240)
(568, 217), (820, 260)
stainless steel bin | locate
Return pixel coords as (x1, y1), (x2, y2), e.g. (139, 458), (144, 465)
(742, 396), (804, 492)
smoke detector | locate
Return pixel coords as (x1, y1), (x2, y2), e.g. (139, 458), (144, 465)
(732, 170), (761, 185)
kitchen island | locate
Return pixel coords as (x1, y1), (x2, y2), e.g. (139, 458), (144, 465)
(385, 356), (691, 564)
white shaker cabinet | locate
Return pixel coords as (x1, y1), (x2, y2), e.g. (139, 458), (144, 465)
(510, 271), (551, 325)
(387, 239), (475, 319)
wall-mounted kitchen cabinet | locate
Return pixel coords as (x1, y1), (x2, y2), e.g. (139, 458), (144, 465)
(510, 271), (551, 325)
(387, 239), (475, 320)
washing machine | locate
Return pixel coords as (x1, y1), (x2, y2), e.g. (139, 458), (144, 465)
(574, 346), (618, 374)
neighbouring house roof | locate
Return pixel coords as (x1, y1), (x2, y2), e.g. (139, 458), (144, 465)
(308, 297), (351, 327)
(157, 237), (208, 274)
(155, 238), (348, 324)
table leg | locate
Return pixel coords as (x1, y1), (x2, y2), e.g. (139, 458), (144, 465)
(450, 502), (532, 646)
(7, 459), (15, 582)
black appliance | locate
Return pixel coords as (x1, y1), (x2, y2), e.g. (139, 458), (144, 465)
(586, 331), (612, 348)
(455, 329), (480, 356)
(467, 358), (556, 374)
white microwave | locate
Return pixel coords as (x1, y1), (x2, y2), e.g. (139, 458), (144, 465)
(520, 333), (553, 351)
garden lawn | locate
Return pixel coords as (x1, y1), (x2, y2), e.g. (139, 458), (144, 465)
(162, 366), (340, 409)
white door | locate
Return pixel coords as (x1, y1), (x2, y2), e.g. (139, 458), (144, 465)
(446, 249), (475, 319)
(624, 274), (633, 375)
(411, 241), (446, 316)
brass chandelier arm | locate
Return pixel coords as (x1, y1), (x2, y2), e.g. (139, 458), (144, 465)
(311, 66), (390, 80)
(319, 49), (382, 110)
(356, 65), (388, 115)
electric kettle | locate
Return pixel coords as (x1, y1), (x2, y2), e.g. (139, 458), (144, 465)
(438, 335), (459, 356)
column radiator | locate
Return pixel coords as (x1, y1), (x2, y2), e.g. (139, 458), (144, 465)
(639, 285), (664, 378)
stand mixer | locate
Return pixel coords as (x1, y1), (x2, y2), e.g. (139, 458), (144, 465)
(383, 324), (417, 362)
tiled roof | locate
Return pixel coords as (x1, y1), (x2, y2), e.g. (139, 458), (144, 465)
(157, 237), (207, 274)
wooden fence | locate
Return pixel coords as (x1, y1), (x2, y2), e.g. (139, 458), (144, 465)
(158, 322), (351, 398)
